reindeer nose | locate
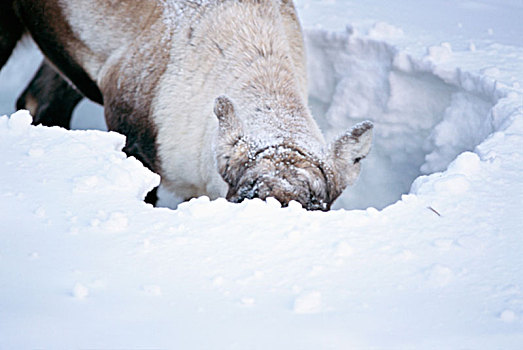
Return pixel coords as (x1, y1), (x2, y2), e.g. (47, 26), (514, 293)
(227, 177), (300, 207)
(227, 188), (261, 203)
(249, 189), (260, 200)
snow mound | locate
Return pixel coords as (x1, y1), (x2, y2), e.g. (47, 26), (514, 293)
(306, 28), (518, 210)
(1, 110), (159, 204)
(1, 79), (522, 348)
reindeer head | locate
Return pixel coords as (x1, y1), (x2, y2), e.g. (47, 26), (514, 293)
(214, 96), (373, 211)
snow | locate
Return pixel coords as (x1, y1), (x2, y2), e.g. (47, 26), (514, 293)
(1, 0), (523, 349)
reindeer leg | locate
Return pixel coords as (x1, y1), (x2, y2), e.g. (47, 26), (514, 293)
(0, 0), (24, 70)
(103, 94), (161, 206)
(17, 60), (84, 129)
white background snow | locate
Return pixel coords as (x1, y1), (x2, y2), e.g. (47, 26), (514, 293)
(1, 0), (523, 349)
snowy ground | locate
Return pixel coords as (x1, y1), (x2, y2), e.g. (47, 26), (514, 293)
(1, 1), (523, 349)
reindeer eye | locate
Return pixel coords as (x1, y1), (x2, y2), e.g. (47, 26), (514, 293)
(354, 157), (363, 164)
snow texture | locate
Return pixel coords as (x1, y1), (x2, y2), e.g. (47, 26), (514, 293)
(1, 0), (523, 349)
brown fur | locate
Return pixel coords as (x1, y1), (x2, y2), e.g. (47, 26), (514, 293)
(13, 0), (103, 103)
(97, 3), (169, 174)
(0, 0), (24, 69)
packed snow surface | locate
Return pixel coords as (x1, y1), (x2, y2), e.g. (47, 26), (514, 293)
(1, 0), (523, 349)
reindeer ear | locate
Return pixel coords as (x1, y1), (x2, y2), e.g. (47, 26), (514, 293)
(328, 121), (373, 187)
(214, 95), (245, 149)
(214, 96), (242, 132)
(213, 96), (248, 185)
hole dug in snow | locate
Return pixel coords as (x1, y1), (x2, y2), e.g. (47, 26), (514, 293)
(305, 30), (498, 210)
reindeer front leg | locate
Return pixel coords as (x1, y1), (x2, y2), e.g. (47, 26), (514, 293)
(102, 73), (162, 205)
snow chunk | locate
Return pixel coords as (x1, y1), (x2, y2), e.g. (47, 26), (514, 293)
(293, 291), (323, 314)
(28, 147), (45, 157)
(433, 175), (470, 195)
(447, 152), (481, 175)
(433, 238), (455, 250)
(73, 176), (100, 193)
(240, 297), (255, 306)
(334, 241), (354, 258)
(422, 92), (492, 174)
(368, 22), (404, 40)
(499, 310), (517, 323)
(72, 283), (89, 299)
(481, 67), (502, 79)
(212, 276), (226, 287)
(6, 110), (33, 133)
(34, 207), (46, 219)
(143, 285), (162, 297)
(100, 212), (129, 232)
(392, 51), (414, 72)
(426, 42), (453, 62)
(426, 264), (454, 288)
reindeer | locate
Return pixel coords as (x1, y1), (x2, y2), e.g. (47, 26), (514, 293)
(1, 0), (373, 211)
